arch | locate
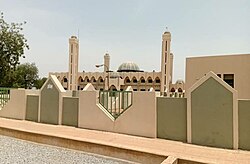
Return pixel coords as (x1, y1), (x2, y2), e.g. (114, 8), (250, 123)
(124, 76), (130, 84)
(171, 88), (175, 92)
(147, 76), (153, 83)
(132, 76), (138, 83)
(78, 76), (84, 83)
(109, 85), (117, 91)
(178, 88), (183, 92)
(155, 77), (160, 83)
(91, 76), (96, 83)
(98, 76), (104, 83)
(62, 76), (68, 83)
(61, 76), (68, 90)
(140, 77), (145, 83)
(84, 76), (90, 83)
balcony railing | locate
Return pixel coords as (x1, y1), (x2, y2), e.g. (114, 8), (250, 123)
(99, 90), (133, 119)
(160, 92), (185, 98)
(0, 88), (10, 109)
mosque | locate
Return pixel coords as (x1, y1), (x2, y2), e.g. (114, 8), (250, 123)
(49, 30), (185, 93)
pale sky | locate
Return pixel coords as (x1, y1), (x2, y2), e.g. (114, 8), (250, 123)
(1, 0), (250, 81)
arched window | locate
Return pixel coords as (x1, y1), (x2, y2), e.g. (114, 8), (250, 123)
(84, 76), (89, 83)
(98, 76), (104, 83)
(155, 77), (160, 83)
(132, 77), (137, 83)
(78, 76), (84, 83)
(178, 88), (183, 92)
(91, 77), (96, 83)
(147, 77), (153, 83)
(140, 77), (145, 83)
(109, 85), (117, 91)
(63, 77), (68, 83)
(124, 77), (130, 83)
(171, 88), (175, 92)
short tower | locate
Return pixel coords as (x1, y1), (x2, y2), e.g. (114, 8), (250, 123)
(161, 31), (172, 93)
(68, 36), (79, 90)
(104, 52), (110, 72)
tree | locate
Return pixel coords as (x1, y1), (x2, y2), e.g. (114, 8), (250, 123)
(13, 63), (39, 89)
(34, 77), (47, 89)
(0, 12), (29, 86)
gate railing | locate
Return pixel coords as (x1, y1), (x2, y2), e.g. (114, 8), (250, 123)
(0, 88), (10, 109)
(99, 90), (133, 119)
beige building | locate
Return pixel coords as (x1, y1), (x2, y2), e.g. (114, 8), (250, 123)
(50, 31), (185, 93)
(186, 54), (250, 99)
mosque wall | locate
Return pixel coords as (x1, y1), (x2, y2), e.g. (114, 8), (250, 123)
(50, 71), (163, 92)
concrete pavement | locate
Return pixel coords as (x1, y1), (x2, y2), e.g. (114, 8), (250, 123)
(0, 117), (250, 164)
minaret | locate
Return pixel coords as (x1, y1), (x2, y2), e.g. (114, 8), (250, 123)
(104, 52), (110, 72)
(160, 30), (171, 93)
(68, 36), (79, 90)
(104, 52), (110, 90)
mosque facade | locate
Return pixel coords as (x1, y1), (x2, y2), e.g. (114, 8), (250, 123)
(49, 31), (185, 93)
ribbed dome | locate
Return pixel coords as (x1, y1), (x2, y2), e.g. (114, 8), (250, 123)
(117, 62), (141, 72)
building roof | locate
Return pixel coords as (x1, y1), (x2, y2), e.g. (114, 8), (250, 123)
(117, 62), (143, 72)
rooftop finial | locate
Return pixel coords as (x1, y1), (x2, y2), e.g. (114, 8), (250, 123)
(164, 26), (170, 34)
(77, 29), (79, 41)
(166, 26), (169, 32)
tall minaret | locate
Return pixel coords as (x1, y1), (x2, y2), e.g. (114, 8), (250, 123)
(160, 30), (172, 93)
(104, 52), (110, 90)
(68, 36), (79, 90)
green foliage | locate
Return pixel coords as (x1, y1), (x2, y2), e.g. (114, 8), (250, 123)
(0, 12), (29, 86)
(13, 63), (39, 89)
(34, 77), (47, 89)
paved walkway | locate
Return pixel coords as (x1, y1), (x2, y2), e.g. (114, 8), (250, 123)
(0, 117), (250, 164)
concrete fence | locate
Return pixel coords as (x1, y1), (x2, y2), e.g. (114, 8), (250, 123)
(1, 73), (250, 151)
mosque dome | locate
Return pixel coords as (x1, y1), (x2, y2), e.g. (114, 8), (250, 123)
(117, 62), (142, 72)
(110, 72), (121, 78)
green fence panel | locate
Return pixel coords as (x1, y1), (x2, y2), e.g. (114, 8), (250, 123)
(99, 90), (132, 119)
(0, 88), (10, 108)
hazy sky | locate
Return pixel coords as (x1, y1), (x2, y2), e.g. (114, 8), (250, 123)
(1, 0), (250, 81)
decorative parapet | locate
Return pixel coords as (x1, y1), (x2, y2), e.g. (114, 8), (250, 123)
(160, 91), (185, 98)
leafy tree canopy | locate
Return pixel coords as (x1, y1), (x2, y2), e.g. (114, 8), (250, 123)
(0, 12), (29, 86)
(13, 62), (39, 89)
(34, 77), (47, 89)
